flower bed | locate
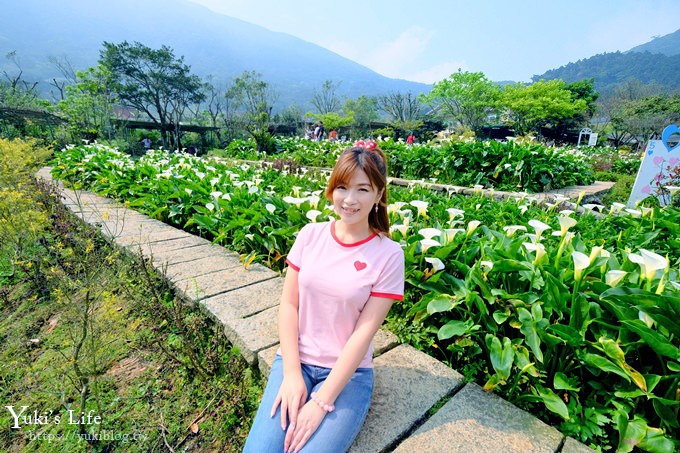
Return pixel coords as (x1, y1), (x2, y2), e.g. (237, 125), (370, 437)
(52, 143), (679, 452)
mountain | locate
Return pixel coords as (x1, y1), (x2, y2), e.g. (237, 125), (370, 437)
(0, 0), (429, 110)
(628, 29), (680, 56)
(532, 28), (680, 95)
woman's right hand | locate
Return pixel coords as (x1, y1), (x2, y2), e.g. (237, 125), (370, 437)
(271, 373), (308, 431)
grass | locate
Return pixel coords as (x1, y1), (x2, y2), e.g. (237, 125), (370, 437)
(1, 138), (262, 452)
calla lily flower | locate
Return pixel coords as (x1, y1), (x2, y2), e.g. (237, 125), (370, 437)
(420, 238), (441, 252)
(609, 202), (626, 215)
(583, 204), (603, 212)
(410, 200), (429, 218)
(418, 228), (442, 240)
(446, 208), (465, 221)
(248, 186), (259, 194)
(480, 260), (494, 271)
(628, 249), (668, 283)
(390, 224), (410, 236)
(205, 202), (215, 212)
(572, 251), (590, 282)
(664, 185), (680, 195)
(210, 191), (223, 200)
(528, 219), (551, 242)
(221, 193), (232, 201)
(292, 186), (302, 197)
(283, 196), (306, 207)
(424, 257), (445, 272)
(466, 220), (481, 236)
(265, 203), (276, 214)
(605, 270), (627, 287)
(503, 225), (527, 237)
(443, 228), (465, 244)
(306, 210), (322, 223)
(624, 208), (642, 218)
(524, 242), (547, 264)
(308, 194), (321, 209)
(555, 216), (577, 237)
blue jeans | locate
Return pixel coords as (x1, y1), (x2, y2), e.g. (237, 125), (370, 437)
(244, 355), (374, 453)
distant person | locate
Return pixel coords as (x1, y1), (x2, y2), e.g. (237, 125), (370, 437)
(142, 137), (152, 150)
(329, 129), (338, 142)
(313, 123), (320, 140)
(407, 133), (415, 145)
(316, 121), (325, 141)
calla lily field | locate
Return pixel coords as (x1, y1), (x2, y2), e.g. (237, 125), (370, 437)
(51, 139), (680, 452)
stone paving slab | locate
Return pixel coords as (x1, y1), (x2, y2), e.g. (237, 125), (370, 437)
(393, 383), (564, 453)
(562, 437), (597, 452)
(201, 277), (284, 321)
(222, 305), (280, 365)
(175, 264), (278, 301)
(138, 242), (235, 267)
(350, 344), (465, 453)
(163, 255), (241, 282)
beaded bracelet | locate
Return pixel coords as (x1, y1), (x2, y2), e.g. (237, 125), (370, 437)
(310, 392), (335, 412)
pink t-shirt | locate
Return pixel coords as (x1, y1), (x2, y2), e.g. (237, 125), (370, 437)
(285, 221), (404, 368)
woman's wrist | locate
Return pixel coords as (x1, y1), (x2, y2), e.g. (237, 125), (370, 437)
(310, 392), (335, 412)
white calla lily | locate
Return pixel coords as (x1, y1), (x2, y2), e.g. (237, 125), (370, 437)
(265, 203), (276, 214)
(424, 257), (445, 272)
(418, 228), (442, 240)
(420, 238), (441, 252)
(306, 210), (321, 223)
(390, 224), (410, 236)
(605, 270), (627, 287)
(503, 225), (527, 237)
(466, 220), (481, 236)
(528, 219), (551, 242)
(410, 200), (429, 218)
(572, 251), (590, 282)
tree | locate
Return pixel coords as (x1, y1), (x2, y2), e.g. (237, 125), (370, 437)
(311, 80), (341, 114)
(306, 111), (354, 132)
(501, 79), (587, 136)
(420, 70), (501, 132)
(0, 51), (44, 109)
(58, 65), (117, 141)
(378, 91), (421, 124)
(343, 96), (378, 136)
(610, 94), (680, 149)
(99, 41), (205, 149)
(225, 70), (278, 153)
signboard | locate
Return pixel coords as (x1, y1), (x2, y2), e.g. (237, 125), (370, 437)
(587, 133), (598, 146)
(627, 124), (680, 207)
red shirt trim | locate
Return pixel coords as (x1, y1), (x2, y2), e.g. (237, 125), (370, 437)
(331, 221), (377, 247)
(286, 259), (300, 272)
(370, 292), (404, 301)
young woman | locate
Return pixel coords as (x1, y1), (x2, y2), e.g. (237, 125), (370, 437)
(244, 140), (405, 453)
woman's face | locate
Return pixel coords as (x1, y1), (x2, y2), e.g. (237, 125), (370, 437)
(332, 168), (382, 228)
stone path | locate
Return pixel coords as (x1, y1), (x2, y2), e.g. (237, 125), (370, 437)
(37, 167), (596, 452)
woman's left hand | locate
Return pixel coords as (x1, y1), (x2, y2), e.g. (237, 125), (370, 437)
(284, 400), (327, 453)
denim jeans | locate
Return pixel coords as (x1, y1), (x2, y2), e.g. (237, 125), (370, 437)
(243, 355), (374, 453)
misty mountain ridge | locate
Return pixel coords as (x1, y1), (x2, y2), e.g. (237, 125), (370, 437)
(1, 0), (678, 111)
(0, 0), (429, 110)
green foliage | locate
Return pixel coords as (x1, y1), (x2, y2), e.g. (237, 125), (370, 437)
(420, 70), (502, 132)
(502, 79), (588, 135)
(1, 140), (260, 451)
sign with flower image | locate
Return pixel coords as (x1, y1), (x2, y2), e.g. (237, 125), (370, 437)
(628, 124), (680, 207)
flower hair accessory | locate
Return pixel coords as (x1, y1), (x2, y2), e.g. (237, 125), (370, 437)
(354, 139), (377, 150)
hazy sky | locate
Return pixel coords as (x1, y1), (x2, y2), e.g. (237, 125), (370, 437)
(189, 0), (679, 84)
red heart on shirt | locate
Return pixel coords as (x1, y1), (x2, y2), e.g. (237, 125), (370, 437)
(354, 261), (367, 271)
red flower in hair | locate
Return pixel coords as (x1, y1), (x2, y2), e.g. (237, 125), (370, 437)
(354, 139), (377, 150)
